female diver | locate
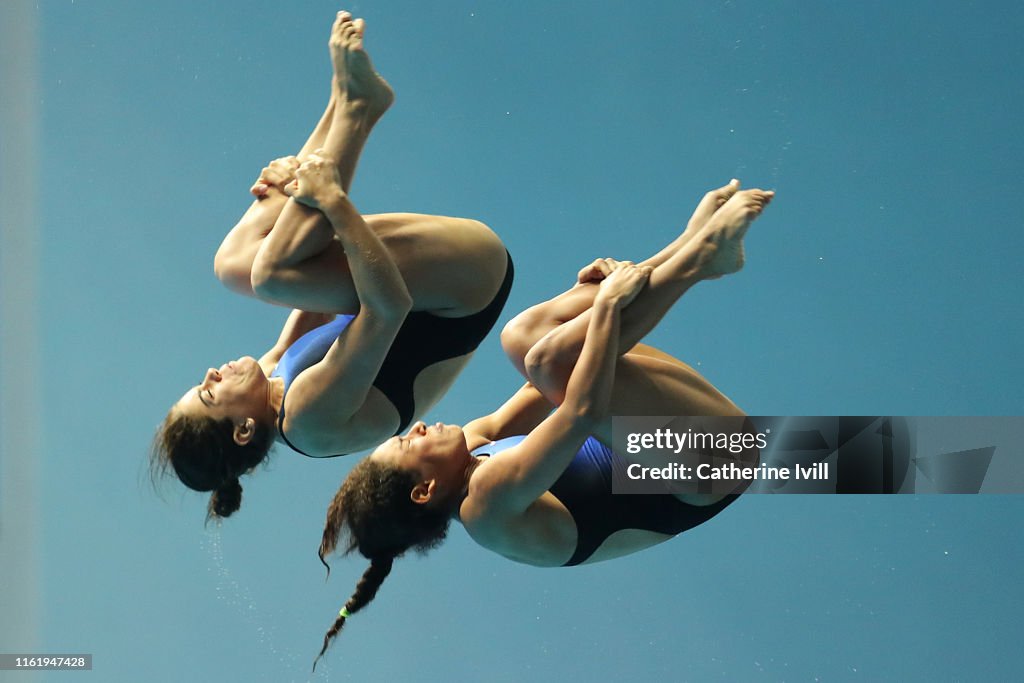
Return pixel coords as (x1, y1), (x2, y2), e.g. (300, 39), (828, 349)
(313, 181), (774, 662)
(151, 12), (512, 518)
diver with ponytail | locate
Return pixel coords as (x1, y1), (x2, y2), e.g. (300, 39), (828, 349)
(152, 10), (512, 520)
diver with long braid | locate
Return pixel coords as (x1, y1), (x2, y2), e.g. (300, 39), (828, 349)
(313, 181), (774, 665)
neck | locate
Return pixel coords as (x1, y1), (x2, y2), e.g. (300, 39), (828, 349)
(267, 376), (286, 422)
(453, 453), (488, 521)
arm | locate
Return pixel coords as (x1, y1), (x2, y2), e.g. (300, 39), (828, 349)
(471, 265), (651, 516)
(270, 155), (412, 451)
(315, 192), (411, 313)
(463, 382), (555, 444)
(257, 309), (337, 374)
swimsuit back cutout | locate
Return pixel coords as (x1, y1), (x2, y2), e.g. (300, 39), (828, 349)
(473, 435), (740, 566)
(272, 251), (514, 457)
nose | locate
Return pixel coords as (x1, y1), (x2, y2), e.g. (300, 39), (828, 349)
(409, 421), (427, 436)
(203, 368), (222, 384)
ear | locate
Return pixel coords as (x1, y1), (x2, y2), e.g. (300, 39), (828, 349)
(410, 479), (437, 505)
(233, 418), (257, 446)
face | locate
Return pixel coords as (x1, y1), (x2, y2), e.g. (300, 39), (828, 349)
(175, 356), (268, 423)
(371, 421), (471, 501)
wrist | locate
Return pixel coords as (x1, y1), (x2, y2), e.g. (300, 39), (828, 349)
(593, 294), (624, 312)
(316, 189), (348, 212)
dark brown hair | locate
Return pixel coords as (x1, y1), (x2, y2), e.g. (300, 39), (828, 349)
(151, 408), (273, 521)
(313, 456), (455, 670)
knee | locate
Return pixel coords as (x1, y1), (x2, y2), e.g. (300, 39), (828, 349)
(522, 334), (570, 403)
(501, 308), (548, 375)
(249, 254), (285, 302)
(214, 251), (256, 297)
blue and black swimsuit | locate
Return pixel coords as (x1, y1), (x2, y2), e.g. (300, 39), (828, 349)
(271, 252), (513, 456)
(472, 435), (741, 566)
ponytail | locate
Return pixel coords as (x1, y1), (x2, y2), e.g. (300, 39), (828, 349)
(208, 477), (243, 520)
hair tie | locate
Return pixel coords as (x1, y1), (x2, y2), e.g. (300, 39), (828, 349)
(339, 607), (351, 619)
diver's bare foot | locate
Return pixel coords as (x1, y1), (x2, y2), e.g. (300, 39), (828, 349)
(329, 11), (394, 122)
(694, 188), (774, 278)
(686, 179), (741, 236)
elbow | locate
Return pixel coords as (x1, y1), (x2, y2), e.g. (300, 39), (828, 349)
(549, 400), (602, 435)
(569, 400), (604, 429)
(351, 281), (412, 327)
(393, 289), (414, 316)
(364, 291), (413, 325)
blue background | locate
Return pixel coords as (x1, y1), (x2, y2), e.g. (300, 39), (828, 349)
(3, 0), (1022, 680)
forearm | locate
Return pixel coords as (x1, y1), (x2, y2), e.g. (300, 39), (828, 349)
(481, 319), (618, 514)
(468, 383), (555, 442)
(276, 309), (336, 348)
(498, 385), (556, 437)
(320, 194), (412, 317)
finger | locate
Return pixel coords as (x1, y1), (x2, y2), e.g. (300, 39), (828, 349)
(270, 159), (296, 174)
(250, 182), (269, 197)
(578, 266), (600, 283)
(283, 180), (298, 196)
(583, 259), (606, 277)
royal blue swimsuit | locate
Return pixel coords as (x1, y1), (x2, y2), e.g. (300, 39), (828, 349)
(271, 252), (514, 457)
(472, 435), (741, 566)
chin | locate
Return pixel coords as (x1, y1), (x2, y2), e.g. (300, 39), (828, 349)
(449, 428), (471, 460)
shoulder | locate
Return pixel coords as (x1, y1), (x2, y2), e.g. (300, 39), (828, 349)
(459, 471), (577, 568)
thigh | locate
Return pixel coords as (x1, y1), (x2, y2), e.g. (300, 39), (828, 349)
(255, 212), (508, 315)
(586, 351), (744, 445)
(366, 213), (509, 316)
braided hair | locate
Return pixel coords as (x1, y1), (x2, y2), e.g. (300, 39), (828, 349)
(313, 456), (455, 670)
